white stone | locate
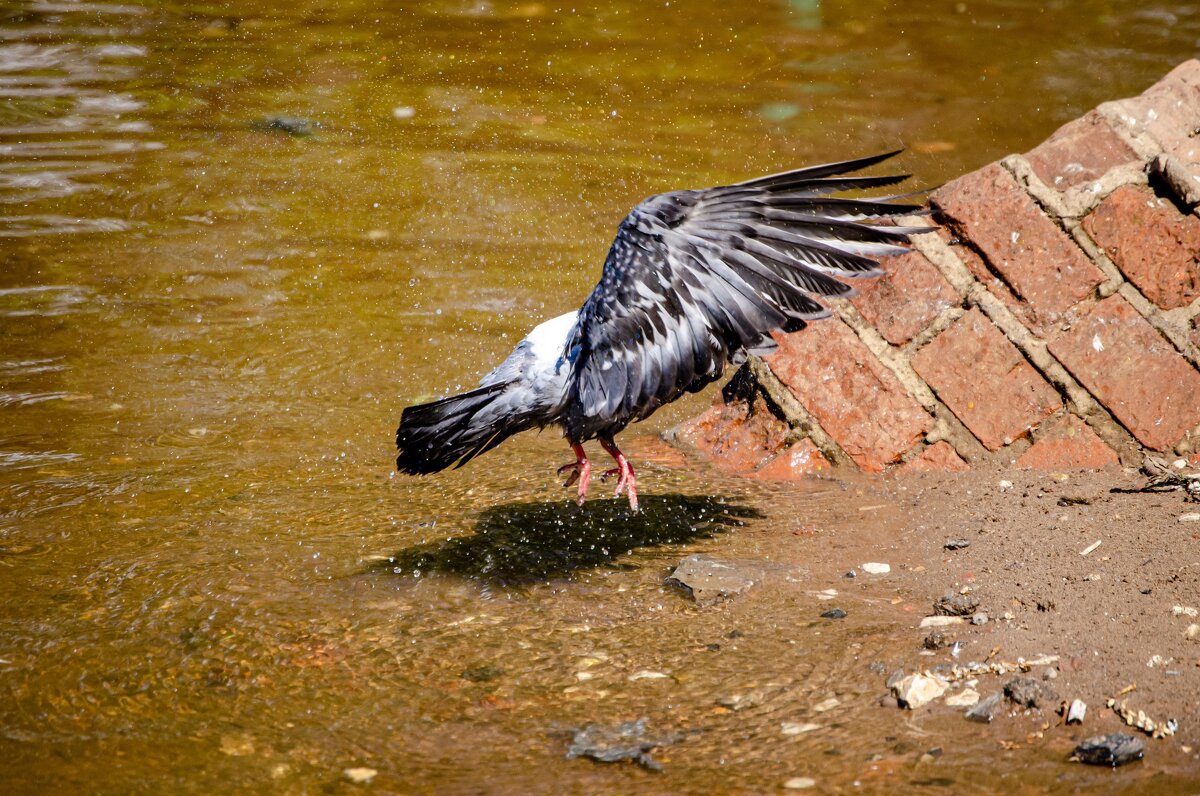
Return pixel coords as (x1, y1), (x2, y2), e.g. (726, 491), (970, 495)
(945, 688), (980, 707)
(344, 768), (377, 784)
(862, 562), (891, 575)
(783, 777), (817, 790)
(812, 697), (839, 712)
(919, 615), (966, 628)
(892, 674), (946, 709)
(628, 670), (669, 681)
(780, 722), (822, 736)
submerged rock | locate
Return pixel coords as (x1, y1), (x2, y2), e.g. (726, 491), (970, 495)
(965, 692), (1003, 723)
(1071, 733), (1145, 767)
(566, 718), (672, 771)
(667, 555), (763, 603)
(820, 608), (847, 620)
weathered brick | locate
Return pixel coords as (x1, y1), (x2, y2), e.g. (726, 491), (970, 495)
(911, 307), (1062, 451)
(1081, 185), (1200, 310)
(1025, 110), (1139, 191)
(932, 163), (1105, 321)
(750, 438), (829, 480)
(897, 441), (970, 474)
(767, 319), (931, 471)
(1015, 414), (1120, 470)
(939, 229), (1057, 337)
(1106, 60), (1200, 195)
(1048, 294), (1200, 451)
(850, 250), (959, 345)
(675, 392), (788, 473)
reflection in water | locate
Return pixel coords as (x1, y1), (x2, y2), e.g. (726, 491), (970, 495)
(388, 495), (762, 584)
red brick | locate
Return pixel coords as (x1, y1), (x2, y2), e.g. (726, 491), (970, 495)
(675, 392), (788, 473)
(1081, 185), (1200, 310)
(932, 163), (1105, 320)
(767, 318), (931, 471)
(1015, 414), (1120, 470)
(850, 250), (959, 345)
(897, 441), (970, 474)
(750, 439), (829, 480)
(1108, 60), (1200, 193)
(1048, 294), (1200, 451)
(911, 307), (1062, 451)
(1025, 110), (1139, 191)
(939, 228), (1058, 337)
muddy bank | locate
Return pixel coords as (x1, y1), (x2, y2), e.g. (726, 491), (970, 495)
(789, 461), (1200, 777)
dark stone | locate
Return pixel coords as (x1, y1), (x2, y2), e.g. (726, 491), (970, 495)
(944, 539), (971, 550)
(566, 719), (673, 771)
(965, 692), (1003, 723)
(461, 665), (504, 682)
(1072, 733), (1145, 767)
(667, 555), (763, 604)
(252, 116), (317, 136)
(821, 608), (848, 619)
(923, 631), (949, 650)
(934, 592), (980, 617)
(1003, 676), (1057, 709)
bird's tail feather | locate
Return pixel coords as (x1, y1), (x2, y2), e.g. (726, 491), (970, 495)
(396, 383), (525, 474)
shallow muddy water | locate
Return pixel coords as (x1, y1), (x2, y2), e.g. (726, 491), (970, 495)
(2, 1), (1200, 792)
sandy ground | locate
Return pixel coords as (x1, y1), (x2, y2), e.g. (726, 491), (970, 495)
(829, 462), (1200, 761)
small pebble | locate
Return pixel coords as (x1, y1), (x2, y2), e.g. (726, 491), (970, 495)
(780, 722), (821, 736)
(344, 768), (378, 784)
(944, 539), (971, 550)
(1067, 699), (1087, 725)
(1180, 512), (1200, 523)
(783, 777), (817, 790)
(1042, 667), (1058, 681)
(971, 612), (989, 626)
(862, 562), (891, 575)
(998, 480), (1013, 490)
(844, 570), (857, 578)
(821, 608), (848, 620)
(1185, 624), (1200, 640)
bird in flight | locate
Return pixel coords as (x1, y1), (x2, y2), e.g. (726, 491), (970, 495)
(396, 151), (929, 511)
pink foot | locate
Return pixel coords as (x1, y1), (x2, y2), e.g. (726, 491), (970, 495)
(557, 443), (591, 506)
(599, 438), (639, 512)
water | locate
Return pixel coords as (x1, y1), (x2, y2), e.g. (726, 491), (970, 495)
(2, 1), (1199, 792)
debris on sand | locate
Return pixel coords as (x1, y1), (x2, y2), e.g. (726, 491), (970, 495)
(1003, 676), (1057, 709)
(1063, 699), (1087, 725)
(1107, 699), (1178, 739)
(891, 673), (946, 709)
(934, 592), (980, 617)
(927, 654), (1060, 683)
(1071, 733), (1145, 767)
(566, 719), (673, 771)
(667, 555), (762, 603)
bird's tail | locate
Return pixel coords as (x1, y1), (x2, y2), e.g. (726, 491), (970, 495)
(396, 383), (524, 474)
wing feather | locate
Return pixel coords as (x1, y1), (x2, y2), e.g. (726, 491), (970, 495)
(564, 151), (928, 442)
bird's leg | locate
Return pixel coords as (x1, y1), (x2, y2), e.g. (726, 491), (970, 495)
(556, 442), (591, 505)
(599, 437), (638, 512)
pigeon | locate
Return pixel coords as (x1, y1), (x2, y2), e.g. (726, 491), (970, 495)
(396, 150), (930, 511)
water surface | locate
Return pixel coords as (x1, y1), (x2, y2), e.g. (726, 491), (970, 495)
(2, 1), (1199, 792)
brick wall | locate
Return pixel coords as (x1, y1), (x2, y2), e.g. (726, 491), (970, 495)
(676, 60), (1200, 475)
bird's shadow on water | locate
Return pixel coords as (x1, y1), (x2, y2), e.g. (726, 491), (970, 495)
(382, 494), (763, 586)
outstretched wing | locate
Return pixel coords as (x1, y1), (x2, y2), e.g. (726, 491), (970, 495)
(563, 150), (930, 442)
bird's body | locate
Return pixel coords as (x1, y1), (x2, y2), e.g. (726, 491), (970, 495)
(396, 151), (930, 510)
